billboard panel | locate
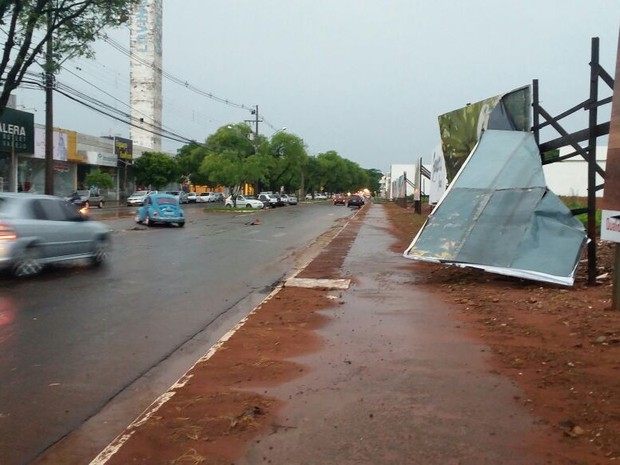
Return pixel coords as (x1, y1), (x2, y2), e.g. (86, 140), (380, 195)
(438, 86), (531, 182)
(34, 127), (69, 161)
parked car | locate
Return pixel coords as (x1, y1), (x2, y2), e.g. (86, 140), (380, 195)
(165, 191), (189, 204)
(65, 189), (105, 209)
(347, 194), (364, 208)
(315, 193), (328, 200)
(213, 192), (225, 202)
(287, 194), (298, 205)
(0, 193), (111, 277)
(333, 194), (346, 205)
(258, 192), (284, 208)
(135, 193), (185, 227)
(127, 190), (156, 206)
(197, 192), (217, 203)
(224, 195), (265, 209)
(186, 192), (198, 203)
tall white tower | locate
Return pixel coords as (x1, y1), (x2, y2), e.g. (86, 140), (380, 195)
(130, 0), (163, 150)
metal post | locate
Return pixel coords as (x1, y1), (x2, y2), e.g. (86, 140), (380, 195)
(44, 8), (54, 195)
(613, 244), (620, 310)
(532, 79), (540, 147)
(587, 38), (600, 285)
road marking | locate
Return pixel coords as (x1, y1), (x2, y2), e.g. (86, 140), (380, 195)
(284, 278), (351, 290)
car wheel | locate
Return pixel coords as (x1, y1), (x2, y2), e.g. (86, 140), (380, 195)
(98, 200), (104, 209)
(246, 204), (252, 208)
(145, 216), (152, 226)
(90, 240), (108, 266)
(178, 222), (185, 227)
(226, 204), (232, 208)
(13, 247), (43, 277)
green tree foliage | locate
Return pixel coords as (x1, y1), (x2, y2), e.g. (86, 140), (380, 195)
(313, 151), (371, 194)
(302, 156), (323, 197)
(198, 124), (257, 205)
(84, 169), (114, 189)
(175, 142), (210, 185)
(366, 168), (383, 194)
(0, 0), (140, 114)
(133, 151), (179, 189)
(175, 123), (382, 199)
(265, 132), (306, 192)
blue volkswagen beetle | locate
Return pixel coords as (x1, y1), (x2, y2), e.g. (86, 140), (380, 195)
(135, 193), (185, 227)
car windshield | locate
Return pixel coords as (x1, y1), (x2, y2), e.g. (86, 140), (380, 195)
(76, 190), (90, 196)
(132, 191), (149, 196)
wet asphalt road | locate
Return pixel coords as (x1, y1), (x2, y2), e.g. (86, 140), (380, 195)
(0, 201), (353, 465)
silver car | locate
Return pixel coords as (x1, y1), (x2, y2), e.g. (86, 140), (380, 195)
(0, 193), (111, 277)
(127, 190), (156, 206)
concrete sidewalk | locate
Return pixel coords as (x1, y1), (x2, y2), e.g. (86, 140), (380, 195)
(92, 204), (544, 464)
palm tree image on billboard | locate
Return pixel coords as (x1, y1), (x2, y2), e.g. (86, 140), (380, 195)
(438, 86), (531, 182)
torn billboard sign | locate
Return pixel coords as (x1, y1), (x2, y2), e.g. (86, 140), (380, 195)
(403, 130), (587, 286)
(438, 85), (531, 183)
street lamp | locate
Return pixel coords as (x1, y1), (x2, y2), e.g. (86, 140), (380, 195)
(272, 127), (286, 136)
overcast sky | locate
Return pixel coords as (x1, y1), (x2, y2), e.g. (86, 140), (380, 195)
(13, 0), (620, 173)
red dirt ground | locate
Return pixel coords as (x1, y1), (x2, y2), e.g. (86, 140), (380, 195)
(102, 202), (619, 465)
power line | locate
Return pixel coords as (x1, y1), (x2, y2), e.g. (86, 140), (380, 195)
(103, 34), (254, 111)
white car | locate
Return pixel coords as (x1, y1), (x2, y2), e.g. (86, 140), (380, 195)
(127, 190), (156, 206)
(186, 192), (198, 203)
(224, 195), (265, 209)
(197, 192), (216, 203)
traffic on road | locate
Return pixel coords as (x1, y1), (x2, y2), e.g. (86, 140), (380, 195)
(0, 196), (357, 465)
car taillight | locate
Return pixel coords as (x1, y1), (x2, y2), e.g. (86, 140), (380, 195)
(0, 223), (17, 241)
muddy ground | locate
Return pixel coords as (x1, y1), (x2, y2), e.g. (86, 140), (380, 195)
(99, 201), (619, 465)
(385, 201), (620, 465)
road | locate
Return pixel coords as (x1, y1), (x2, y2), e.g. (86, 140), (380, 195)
(0, 201), (353, 465)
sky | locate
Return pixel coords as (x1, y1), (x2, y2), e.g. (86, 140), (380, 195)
(12, 0), (620, 173)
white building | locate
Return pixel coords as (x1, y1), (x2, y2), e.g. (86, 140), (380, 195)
(542, 146), (606, 197)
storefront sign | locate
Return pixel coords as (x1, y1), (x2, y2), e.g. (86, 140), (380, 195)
(114, 136), (133, 161)
(53, 161), (70, 173)
(82, 150), (117, 167)
(0, 108), (34, 153)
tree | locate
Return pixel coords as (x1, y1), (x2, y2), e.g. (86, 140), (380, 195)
(365, 168), (383, 195)
(265, 132), (306, 192)
(198, 124), (256, 206)
(133, 151), (179, 189)
(200, 151), (245, 206)
(84, 168), (113, 190)
(0, 0), (139, 114)
(175, 142), (210, 186)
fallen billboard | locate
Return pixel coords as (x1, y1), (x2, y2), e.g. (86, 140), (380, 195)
(404, 130), (587, 286)
(438, 86), (531, 183)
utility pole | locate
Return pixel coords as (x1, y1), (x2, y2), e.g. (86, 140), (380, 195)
(253, 104), (260, 140)
(245, 105), (263, 150)
(44, 7), (54, 195)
